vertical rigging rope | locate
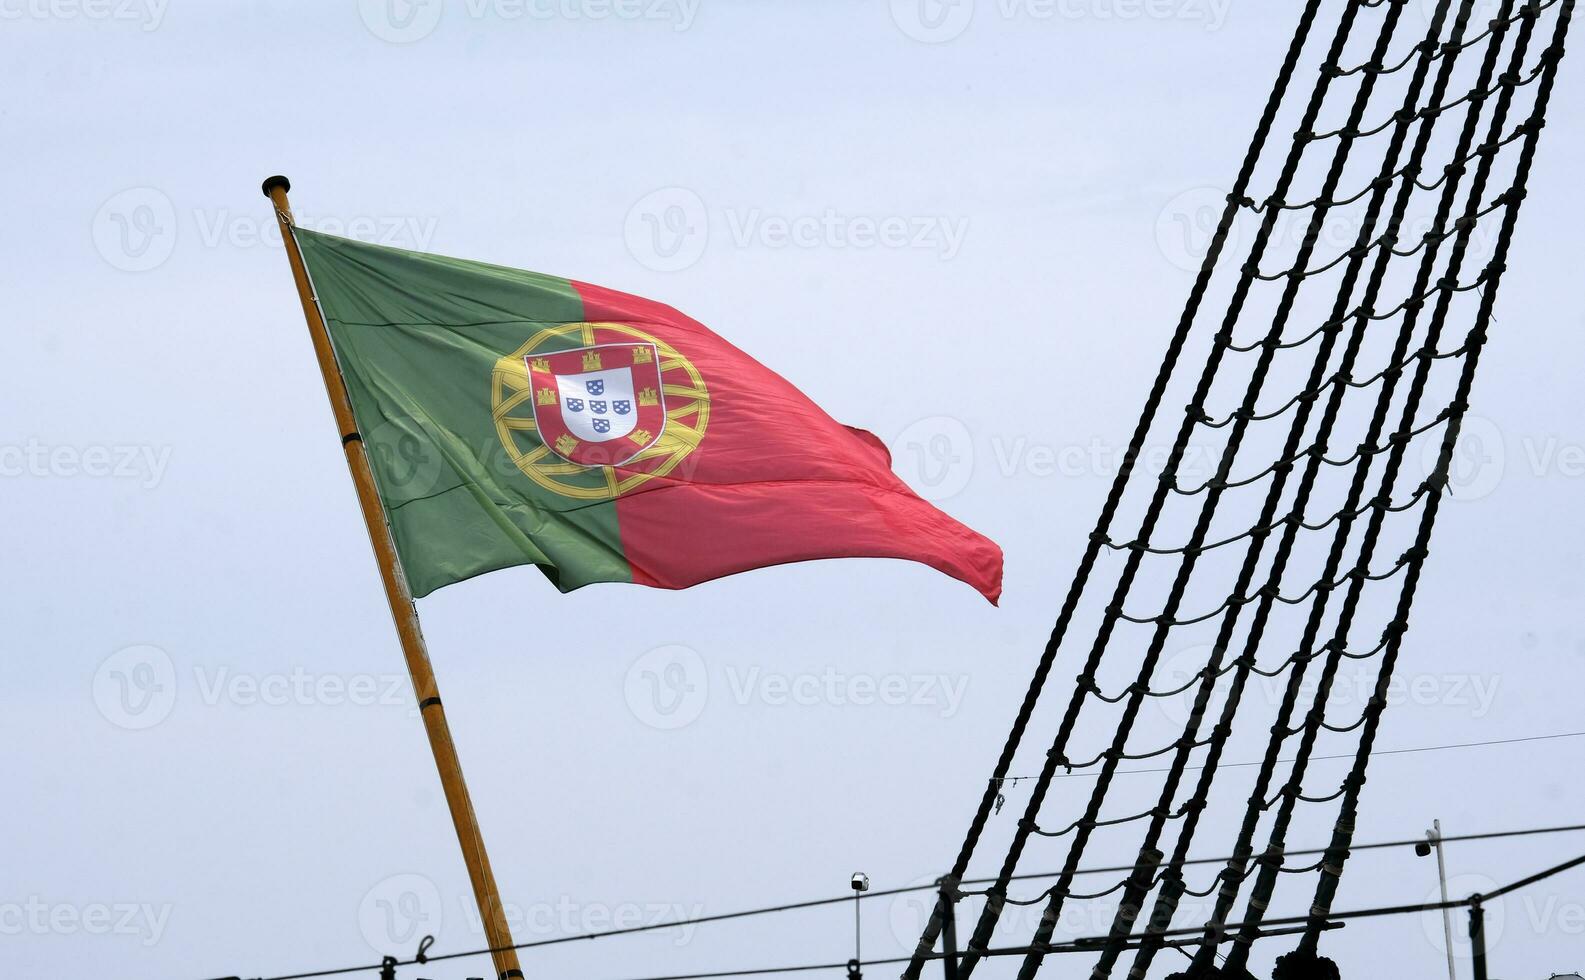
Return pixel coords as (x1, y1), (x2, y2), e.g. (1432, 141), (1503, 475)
(899, 1), (1333, 974)
(1266, 0), (1573, 966)
(1175, 0), (1535, 971)
(1211, 7), (1553, 973)
(949, 5), (1380, 973)
(1089, 1), (1493, 975)
(906, 1), (1575, 976)
(1009, 3), (1424, 976)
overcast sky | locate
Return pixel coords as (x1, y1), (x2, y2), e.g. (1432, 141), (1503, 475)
(4, 2), (1585, 979)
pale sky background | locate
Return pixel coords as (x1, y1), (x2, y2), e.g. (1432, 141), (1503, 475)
(4, 2), (1585, 979)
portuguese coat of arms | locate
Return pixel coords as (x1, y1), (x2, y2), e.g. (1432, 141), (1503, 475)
(527, 342), (667, 466)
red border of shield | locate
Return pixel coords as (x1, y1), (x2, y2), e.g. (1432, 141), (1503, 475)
(526, 343), (667, 467)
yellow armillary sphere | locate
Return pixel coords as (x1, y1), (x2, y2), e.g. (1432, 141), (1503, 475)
(491, 321), (710, 500)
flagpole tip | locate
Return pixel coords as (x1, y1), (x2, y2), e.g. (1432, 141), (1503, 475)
(261, 175), (291, 198)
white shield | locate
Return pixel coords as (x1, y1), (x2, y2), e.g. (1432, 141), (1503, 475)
(555, 366), (639, 443)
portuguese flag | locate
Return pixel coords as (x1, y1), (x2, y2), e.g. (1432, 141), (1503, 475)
(293, 230), (1003, 603)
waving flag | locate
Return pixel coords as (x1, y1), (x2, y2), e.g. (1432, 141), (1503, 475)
(292, 229), (1002, 602)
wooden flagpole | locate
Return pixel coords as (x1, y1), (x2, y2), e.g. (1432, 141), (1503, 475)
(261, 176), (524, 980)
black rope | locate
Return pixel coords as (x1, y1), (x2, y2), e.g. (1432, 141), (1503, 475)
(1166, 404), (1459, 498)
(897, 2), (1335, 975)
(902, 1), (1575, 976)
(1247, 184), (1523, 282)
(1209, 4), (1557, 972)
(1105, 480), (1432, 556)
(1242, 114), (1528, 213)
(1330, 0), (1557, 77)
(1414, 117), (1543, 190)
(1112, 552), (1412, 627)
(1196, 335), (1469, 429)
(1083, 627), (1396, 704)
(1218, 268), (1489, 355)
(1304, 53), (1548, 142)
(968, 0), (1389, 959)
(1009, 5), (1418, 977)
(947, 0), (1370, 964)
(1098, 3), (1490, 973)
(988, 731), (1585, 787)
(1286, 1), (1574, 959)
